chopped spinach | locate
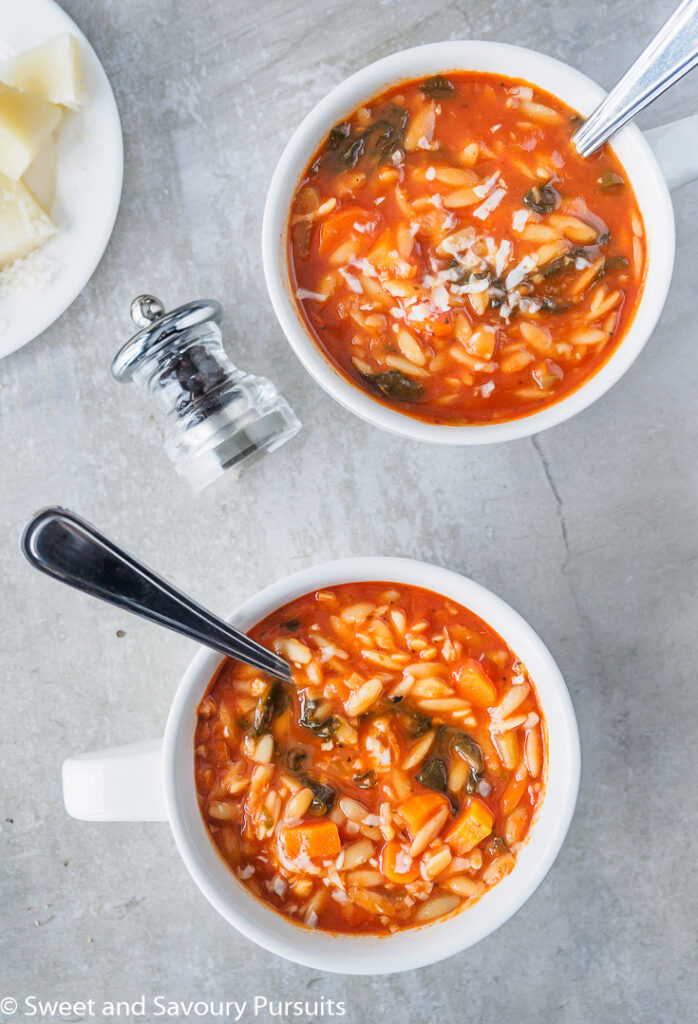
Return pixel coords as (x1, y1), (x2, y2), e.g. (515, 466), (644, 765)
(372, 105), (409, 159)
(602, 255), (629, 274)
(523, 184), (560, 215)
(398, 704), (432, 737)
(300, 775), (335, 816)
(299, 697), (340, 738)
(325, 105), (409, 170)
(420, 75), (455, 98)
(251, 680), (290, 736)
(599, 170), (624, 190)
(452, 733), (484, 776)
(484, 834), (510, 857)
(359, 369), (425, 403)
(252, 693), (272, 737)
(353, 769), (378, 789)
(416, 758), (448, 792)
(341, 135), (367, 168)
(537, 245), (593, 280)
(328, 122), (351, 149)
(540, 295), (574, 314)
(283, 747), (307, 773)
(487, 278), (508, 308)
(538, 254), (572, 279)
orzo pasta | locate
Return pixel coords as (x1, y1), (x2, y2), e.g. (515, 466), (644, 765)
(289, 72), (646, 423)
(195, 582), (547, 933)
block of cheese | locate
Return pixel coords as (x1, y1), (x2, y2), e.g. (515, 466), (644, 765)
(0, 171), (56, 268)
(0, 82), (62, 180)
(22, 134), (57, 213)
(2, 34), (86, 110)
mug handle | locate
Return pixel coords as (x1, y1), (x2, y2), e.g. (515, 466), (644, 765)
(646, 113), (698, 191)
(62, 738), (167, 821)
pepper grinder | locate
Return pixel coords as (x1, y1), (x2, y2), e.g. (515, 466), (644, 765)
(112, 295), (301, 493)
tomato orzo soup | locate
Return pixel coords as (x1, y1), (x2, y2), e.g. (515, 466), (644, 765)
(195, 582), (546, 934)
(289, 72), (646, 424)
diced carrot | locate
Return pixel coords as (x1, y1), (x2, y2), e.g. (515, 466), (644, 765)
(407, 309), (455, 337)
(397, 792), (450, 840)
(281, 820), (341, 860)
(380, 840), (420, 884)
(465, 327), (498, 361)
(366, 229), (417, 279)
(455, 659), (497, 707)
(500, 768), (529, 817)
(318, 207), (373, 255)
(444, 797), (494, 855)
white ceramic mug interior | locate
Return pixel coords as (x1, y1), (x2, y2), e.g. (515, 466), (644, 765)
(262, 40), (683, 444)
(64, 557), (581, 974)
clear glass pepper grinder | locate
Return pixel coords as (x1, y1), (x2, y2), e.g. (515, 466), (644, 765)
(111, 294), (301, 494)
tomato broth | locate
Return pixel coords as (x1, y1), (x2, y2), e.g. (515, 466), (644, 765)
(289, 72), (646, 423)
(195, 582), (546, 934)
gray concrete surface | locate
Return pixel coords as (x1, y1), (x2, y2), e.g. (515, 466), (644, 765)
(1, 1), (697, 1022)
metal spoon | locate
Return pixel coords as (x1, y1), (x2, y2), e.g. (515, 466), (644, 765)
(573, 0), (698, 156)
(21, 506), (292, 683)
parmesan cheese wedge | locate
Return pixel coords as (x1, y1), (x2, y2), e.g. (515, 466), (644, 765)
(0, 171), (56, 268)
(2, 34), (86, 110)
(0, 82), (62, 180)
(22, 134), (57, 213)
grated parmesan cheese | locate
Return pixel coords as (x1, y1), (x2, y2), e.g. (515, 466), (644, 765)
(494, 239), (513, 277)
(511, 208), (531, 233)
(505, 254), (536, 291)
(296, 287), (327, 302)
(430, 283), (451, 310)
(338, 267), (362, 294)
(406, 301), (432, 321)
(473, 170), (500, 199)
(348, 256), (378, 278)
(472, 186), (506, 221)
(457, 275), (490, 295)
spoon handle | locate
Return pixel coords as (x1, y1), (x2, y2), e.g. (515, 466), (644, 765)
(21, 507), (291, 683)
(573, 0), (698, 156)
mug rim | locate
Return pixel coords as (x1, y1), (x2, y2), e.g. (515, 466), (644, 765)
(262, 39), (675, 444)
(162, 556), (581, 974)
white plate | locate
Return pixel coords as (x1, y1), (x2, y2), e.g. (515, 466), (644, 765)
(0, 0), (123, 359)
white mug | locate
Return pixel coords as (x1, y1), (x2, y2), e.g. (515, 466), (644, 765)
(262, 40), (698, 445)
(63, 557), (580, 974)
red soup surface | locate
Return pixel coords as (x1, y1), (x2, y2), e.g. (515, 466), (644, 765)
(288, 72), (646, 424)
(195, 582), (547, 934)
